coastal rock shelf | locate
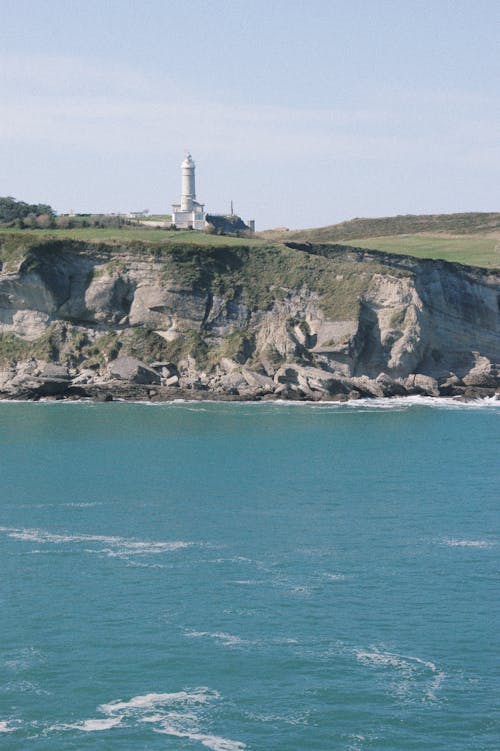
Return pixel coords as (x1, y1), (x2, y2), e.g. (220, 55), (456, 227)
(0, 237), (498, 401)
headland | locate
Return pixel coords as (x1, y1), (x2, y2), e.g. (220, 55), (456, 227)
(0, 215), (498, 402)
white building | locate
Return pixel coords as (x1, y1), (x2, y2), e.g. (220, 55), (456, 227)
(171, 153), (206, 229)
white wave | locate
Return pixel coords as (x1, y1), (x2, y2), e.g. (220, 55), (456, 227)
(23, 394), (496, 410)
(228, 579), (267, 586)
(244, 709), (307, 725)
(354, 647), (445, 702)
(345, 733), (369, 751)
(288, 585), (312, 596)
(3, 647), (45, 672)
(18, 686), (246, 749)
(122, 560), (172, 569)
(219, 394), (499, 410)
(323, 572), (347, 581)
(64, 717), (122, 732)
(99, 689), (215, 714)
(0, 720), (17, 732)
(2, 679), (49, 696)
(97, 688), (246, 750)
(271, 637), (298, 645)
(442, 538), (496, 548)
(155, 723), (246, 751)
(356, 648), (409, 670)
(62, 502), (101, 508)
(185, 631), (297, 651)
(0, 526), (192, 557)
(185, 631), (250, 647)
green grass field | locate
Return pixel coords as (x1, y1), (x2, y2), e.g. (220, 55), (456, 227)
(343, 234), (500, 268)
(0, 227), (263, 247)
(1, 226), (499, 268)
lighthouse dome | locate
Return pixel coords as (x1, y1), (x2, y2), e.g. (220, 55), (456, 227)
(181, 153), (194, 168)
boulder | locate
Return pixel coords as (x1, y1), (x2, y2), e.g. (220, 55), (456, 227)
(438, 373), (463, 396)
(72, 368), (99, 385)
(405, 373), (440, 397)
(463, 357), (498, 388)
(375, 372), (408, 397)
(109, 356), (160, 385)
(461, 386), (496, 400)
(241, 368), (275, 391)
(274, 364), (348, 395)
(349, 376), (385, 398)
(150, 361), (178, 378)
(15, 376), (70, 398)
(41, 364), (71, 380)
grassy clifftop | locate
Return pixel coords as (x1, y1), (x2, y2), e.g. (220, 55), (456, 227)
(260, 212), (500, 268)
(1, 209), (499, 269)
(260, 212), (500, 241)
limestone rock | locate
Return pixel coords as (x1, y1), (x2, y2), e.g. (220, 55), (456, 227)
(404, 374), (440, 397)
(41, 364), (71, 380)
(274, 364), (348, 395)
(109, 356), (160, 385)
(241, 368), (275, 391)
(0, 237), (498, 401)
(437, 373), (463, 396)
(374, 372), (407, 397)
(463, 356), (497, 388)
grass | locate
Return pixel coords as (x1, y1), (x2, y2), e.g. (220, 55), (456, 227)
(0, 232), (43, 271)
(342, 235), (500, 267)
(260, 212), (500, 242)
(0, 227), (263, 247)
(137, 214), (172, 222)
(259, 212), (500, 268)
(0, 326), (59, 364)
(2, 223), (498, 267)
(178, 244), (410, 320)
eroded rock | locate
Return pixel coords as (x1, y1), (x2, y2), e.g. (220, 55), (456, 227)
(109, 356), (160, 385)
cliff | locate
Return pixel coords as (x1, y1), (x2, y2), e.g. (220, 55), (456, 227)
(0, 234), (498, 401)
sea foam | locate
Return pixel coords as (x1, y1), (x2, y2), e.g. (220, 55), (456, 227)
(185, 631), (251, 647)
(0, 721), (17, 733)
(64, 717), (122, 732)
(155, 723), (246, 751)
(99, 689), (214, 714)
(0, 526), (192, 558)
(74, 687), (246, 750)
(442, 538), (496, 548)
(354, 647), (445, 702)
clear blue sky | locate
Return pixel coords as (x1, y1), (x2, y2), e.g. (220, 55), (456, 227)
(1, 0), (498, 228)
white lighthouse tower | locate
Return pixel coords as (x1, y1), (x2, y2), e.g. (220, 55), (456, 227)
(171, 153), (206, 229)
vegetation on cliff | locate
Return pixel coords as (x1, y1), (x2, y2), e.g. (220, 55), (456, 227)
(1, 208), (499, 267)
(260, 212), (500, 268)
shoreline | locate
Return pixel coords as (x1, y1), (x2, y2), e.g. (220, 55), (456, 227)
(1, 372), (498, 406)
(1, 391), (498, 408)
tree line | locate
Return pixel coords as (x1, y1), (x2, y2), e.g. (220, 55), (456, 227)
(0, 196), (55, 226)
(0, 197), (134, 229)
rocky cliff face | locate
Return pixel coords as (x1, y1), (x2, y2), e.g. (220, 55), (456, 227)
(0, 237), (498, 400)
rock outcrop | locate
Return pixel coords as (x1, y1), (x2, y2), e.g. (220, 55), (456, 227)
(0, 237), (498, 401)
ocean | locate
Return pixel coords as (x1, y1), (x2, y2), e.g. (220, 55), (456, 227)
(0, 399), (498, 750)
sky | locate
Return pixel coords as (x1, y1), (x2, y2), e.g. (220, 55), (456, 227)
(0, 0), (498, 229)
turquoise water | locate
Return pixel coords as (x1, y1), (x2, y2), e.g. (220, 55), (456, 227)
(0, 399), (499, 750)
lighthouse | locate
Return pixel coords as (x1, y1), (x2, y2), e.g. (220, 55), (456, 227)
(171, 153), (206, 229)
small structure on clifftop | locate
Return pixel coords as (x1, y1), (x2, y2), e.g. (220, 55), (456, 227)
(171, 153), (206, 229)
